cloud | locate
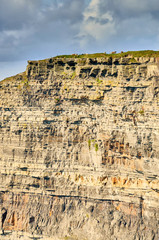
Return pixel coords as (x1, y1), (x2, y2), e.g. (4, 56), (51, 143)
(78, 0), (116, 46)
(0, 0), (41, 31)
(97, 0), (159, 20)
(0, 0), (86, 62)
(0, 0), (159, 70)
(78, 0), (159, 51)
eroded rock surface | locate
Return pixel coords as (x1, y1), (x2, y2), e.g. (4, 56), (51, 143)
(0, 56), (159, 239)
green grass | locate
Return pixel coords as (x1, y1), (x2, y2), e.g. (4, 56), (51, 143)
(71, 72), (76, 79)
(23, 50), (159, 66)
(94, 143), (99, 152)
(30, 50), (159, 65)
(88, 139), (91, 150)
(129, 57), (138, 63)
(96, 78), (103, 84)
(0, 72), (26, 84)
(1, 50), (159, 83)
(138, 109), (145, 115)
(54, 50), (159, 59)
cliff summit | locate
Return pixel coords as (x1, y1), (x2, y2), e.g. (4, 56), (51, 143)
(0, 50), (159, 240)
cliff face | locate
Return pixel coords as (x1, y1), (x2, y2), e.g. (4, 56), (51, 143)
(0, 55), (159, 239)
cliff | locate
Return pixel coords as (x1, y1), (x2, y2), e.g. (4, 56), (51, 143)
(0, 51), (159, 239)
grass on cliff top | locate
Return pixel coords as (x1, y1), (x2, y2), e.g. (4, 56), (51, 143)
(0, 72), (26, 84)
(1, 50), (159, 82)
(54, 50), (159, 59)
(34, 50), (159, 64)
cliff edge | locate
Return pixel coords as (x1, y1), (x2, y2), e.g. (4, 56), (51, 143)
(0, 51), (159, 239)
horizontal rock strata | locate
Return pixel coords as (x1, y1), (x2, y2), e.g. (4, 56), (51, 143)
(0, 55), (159, 239)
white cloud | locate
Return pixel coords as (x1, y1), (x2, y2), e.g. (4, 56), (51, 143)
(0, 0), (159, 65)
(78, 0), (116, 47)
(77, 0), (159, 51)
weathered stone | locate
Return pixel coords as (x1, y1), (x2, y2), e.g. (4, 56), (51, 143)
(0, 55), (159, 239)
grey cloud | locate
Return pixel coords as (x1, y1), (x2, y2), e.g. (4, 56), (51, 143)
(79, 0), (159, 52)
(42, 0), (85, 24)
(0, 0), (159, 67)
(0, 0), (41, 31)
(87, 16), (109, 25)
(0, 0), (86, 62)
(98, 0), (159, 20)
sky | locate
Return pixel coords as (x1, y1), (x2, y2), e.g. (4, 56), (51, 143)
(1, 0), (159, 80)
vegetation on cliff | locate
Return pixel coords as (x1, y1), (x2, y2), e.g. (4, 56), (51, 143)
(1, 50), (159, 83)
(55, 50), (159, 59)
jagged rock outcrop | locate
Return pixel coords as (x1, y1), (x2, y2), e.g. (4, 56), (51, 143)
(0, 54), (159, 239)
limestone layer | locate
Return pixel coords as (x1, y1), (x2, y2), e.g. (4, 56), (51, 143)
(0, 55), (159, 239)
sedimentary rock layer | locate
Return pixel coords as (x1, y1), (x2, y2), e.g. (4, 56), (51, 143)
(0, 55), (159, 239)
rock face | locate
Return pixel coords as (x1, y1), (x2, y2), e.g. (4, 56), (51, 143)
(0, 55), (159, 239)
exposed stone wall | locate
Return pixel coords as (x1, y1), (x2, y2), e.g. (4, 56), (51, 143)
(0, 192), (158, 240)
(0, 56), (159, 239)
